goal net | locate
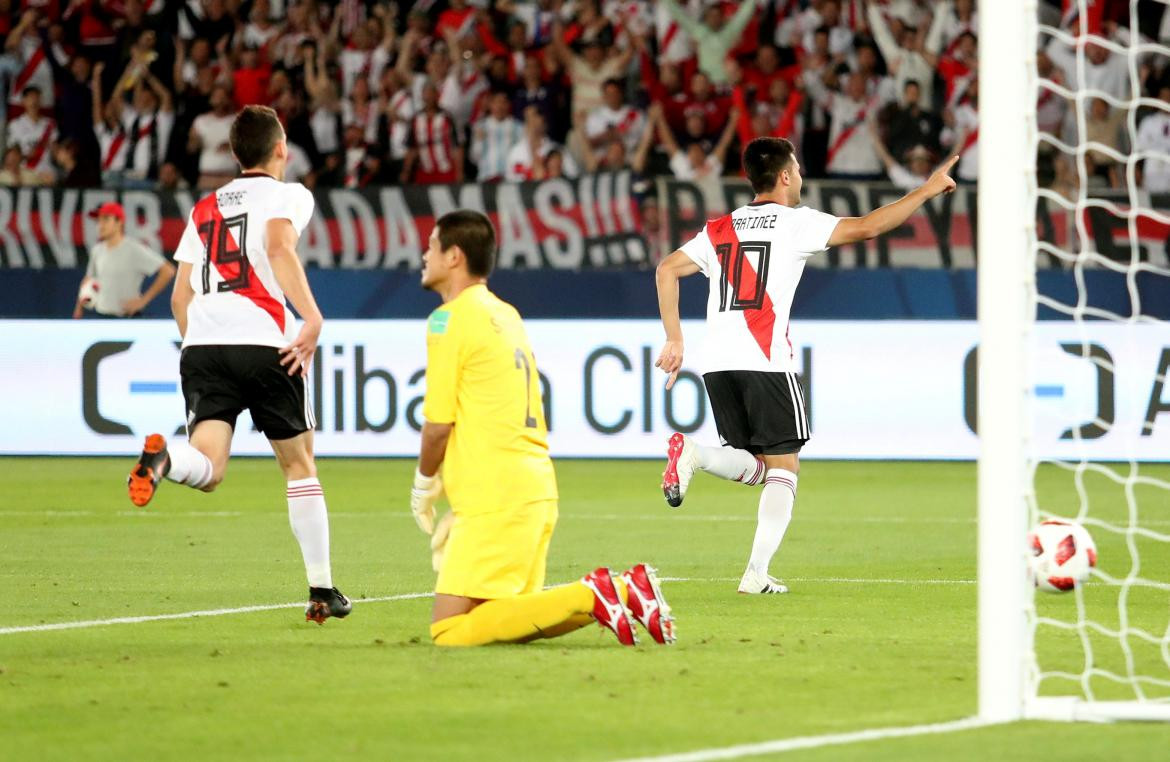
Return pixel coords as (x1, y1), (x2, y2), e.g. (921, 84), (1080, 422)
(979, 0), (1170, 723)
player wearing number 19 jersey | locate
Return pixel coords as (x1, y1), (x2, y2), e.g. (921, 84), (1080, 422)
(412, 210), (674, 647)
(655, 137), (960, 594)
(126, 105), (350, 623)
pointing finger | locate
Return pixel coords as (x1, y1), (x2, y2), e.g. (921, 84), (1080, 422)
(665, 370), (679, 390)
(942, 154), (959, 171)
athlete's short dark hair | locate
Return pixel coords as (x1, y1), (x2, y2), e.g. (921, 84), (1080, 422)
(230, 105), (284, 169)
(437, 210), (496, 278)
(742, 137), (797, 194)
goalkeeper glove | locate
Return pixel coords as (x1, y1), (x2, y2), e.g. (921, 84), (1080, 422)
(431, 510), (454, 572)
(410, 469), (443, 534)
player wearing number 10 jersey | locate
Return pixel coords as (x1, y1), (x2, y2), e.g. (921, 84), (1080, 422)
(412, 210), (674, 647)
(655, 137), (959, 594)
(126, 105), (351, 624)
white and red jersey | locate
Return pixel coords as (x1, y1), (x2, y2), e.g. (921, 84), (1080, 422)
(174, 174), (315, 349)
(654, 0), (697, 64)
(584, 105), (647, 157)
(339, 45), (390, 98)
(7, 36), (55, 111)
(7, 112), (57, 174)
(680, 201), (840, 374)
(407, 110), (460, 175)
(96, 118), (129, 173)
(953, 102), (979, 183)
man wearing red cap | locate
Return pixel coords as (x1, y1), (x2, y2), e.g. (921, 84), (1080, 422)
(72, 201), (176, 319)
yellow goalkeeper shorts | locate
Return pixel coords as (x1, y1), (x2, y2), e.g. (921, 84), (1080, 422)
(435, 500), (558, 600)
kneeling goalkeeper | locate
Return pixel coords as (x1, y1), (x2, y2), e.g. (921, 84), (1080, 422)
(411, 210), (674, 647)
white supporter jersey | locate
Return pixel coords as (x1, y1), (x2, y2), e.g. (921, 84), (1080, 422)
(680, 202), (840, 374)
(174, 174), (315, 349)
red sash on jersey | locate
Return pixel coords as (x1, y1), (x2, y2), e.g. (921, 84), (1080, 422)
(24, 120), (54, 169)
(12, 46), (46, 97)
(103, 131), (127, 170)
(661, 21), (679, 52)
(826, 98), (874, 168)
(960, 128), (979, 155)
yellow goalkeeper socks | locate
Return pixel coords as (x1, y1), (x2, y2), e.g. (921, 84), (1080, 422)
(430, 578), (629, 647)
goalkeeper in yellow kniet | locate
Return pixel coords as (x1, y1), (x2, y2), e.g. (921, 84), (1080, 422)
(410, 210), (674, 647)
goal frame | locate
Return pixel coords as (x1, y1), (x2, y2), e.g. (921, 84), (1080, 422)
(976, 0), (1170, 724)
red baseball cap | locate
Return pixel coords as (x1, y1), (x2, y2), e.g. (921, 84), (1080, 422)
(88, 201), (125, 222)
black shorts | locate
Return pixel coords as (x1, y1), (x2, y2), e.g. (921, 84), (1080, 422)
(180, 345), (315, 441)
(703, 370), (810, 456)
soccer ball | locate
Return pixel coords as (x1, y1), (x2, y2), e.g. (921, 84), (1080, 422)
(1028, 519), (1097, 593)
(78, 278), (100, 309)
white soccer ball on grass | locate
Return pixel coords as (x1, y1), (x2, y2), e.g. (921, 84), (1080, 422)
(1028, 519), (1097, 593)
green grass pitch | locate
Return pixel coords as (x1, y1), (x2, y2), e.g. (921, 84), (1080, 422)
(1, 457), (1168, 760)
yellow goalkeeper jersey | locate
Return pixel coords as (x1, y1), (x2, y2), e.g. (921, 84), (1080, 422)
(423, 284), (557, 515)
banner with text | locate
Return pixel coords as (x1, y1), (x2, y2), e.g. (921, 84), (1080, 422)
(6, 178), (1159, 271)
(2, 320), (1168, 460)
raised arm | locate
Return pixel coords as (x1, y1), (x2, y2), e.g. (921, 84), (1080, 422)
(828, 155), (958, 246)
(654, 248), (702, 389)
(144, 71), (173, 113)
(631, 104), (661, 173)
(924, 2), (949, 58)
(267, 218), (323, 378)
(655, 106), (682, 156)
(719, 0), (758, 45)
(712, 106), (741, 164)
(660, 0), (704, 40)
(91, 61), (106, 126)
(5, 9), (34, 53)
(866, 2), (901, 70)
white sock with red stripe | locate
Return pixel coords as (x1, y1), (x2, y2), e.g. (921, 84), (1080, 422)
(165, 443), (213, 489)
(747, 469), (798, 576)
(695, 445), (765, 485)
(287, 478), (333, 589)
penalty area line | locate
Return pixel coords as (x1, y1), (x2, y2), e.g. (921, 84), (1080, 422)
(610, 716), (997, 762)
(0, 592), (434, 636)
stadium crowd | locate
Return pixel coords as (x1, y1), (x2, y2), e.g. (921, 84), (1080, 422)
(0, 0), (1169, 195)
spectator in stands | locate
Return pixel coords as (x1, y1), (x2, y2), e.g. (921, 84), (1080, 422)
(401, 81), (463, 185)
(5, 9), (55, 115)
(943, 78), (979, 184)
(1084, 97), (1127, 188)
(122, 74), (175, 187)
(73, 201), (175, 319)
(0, 146), (48, 186)
(660, 0), (759, 85)
(815, 71), (882, 179)
(53, 138), (100, 188)
(1136, 86), (1170, 194)
(156, 162), (189, 191)
(188, 83), (237, 189)
(224, 43), (272, 111)
(513, 55), (567, 142)
(471, 89), (524, 182)
(584, 78), (647, 164)
(870, 124), (933, 191)
(548, 19), (634, 124)
(506, 106), (578, 181)
(882, 80), (942, 160)
(653, 101), (740, 181)
(866, 0), (938, 109)
(7, 86), (58, 177)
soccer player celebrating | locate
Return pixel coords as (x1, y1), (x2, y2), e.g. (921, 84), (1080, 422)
(414, 210), (674, 647)
(127, 105), (351, 624)
(655, 138), (958, 594)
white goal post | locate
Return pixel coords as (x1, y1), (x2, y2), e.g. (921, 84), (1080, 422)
(978, 0), (1170, 724)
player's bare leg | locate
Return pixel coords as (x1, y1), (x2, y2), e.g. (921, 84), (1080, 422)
(662, 432), (765, 508)
(739, 452), (799, 595)
(127, 421), (230, 506)
(270, 431), (350, 623)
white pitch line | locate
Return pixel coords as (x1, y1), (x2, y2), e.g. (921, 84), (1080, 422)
(610, 716), (997, 762)
(0, 592), (433, 636)
(0, 576), (978, 637)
